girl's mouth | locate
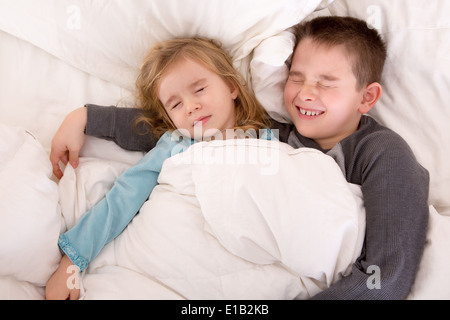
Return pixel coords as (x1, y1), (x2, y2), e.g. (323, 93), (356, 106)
(193, 115), (211, 127)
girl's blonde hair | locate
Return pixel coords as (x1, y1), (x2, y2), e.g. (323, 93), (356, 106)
(135, 38), (270, 138)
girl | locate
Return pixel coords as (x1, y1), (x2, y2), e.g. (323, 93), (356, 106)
(45, 38), (272, 300)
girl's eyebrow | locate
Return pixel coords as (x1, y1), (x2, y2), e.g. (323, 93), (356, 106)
(189, 78), (207, 89)
(162, 94), (177, 108)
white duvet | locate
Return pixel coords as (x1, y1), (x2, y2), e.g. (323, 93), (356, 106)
(67, 139), (366, 300)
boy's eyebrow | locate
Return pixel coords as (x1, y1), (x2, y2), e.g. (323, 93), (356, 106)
(319, 74), (340, 82)
(288, 70), (303, 77)
(288, 70), (339, 81)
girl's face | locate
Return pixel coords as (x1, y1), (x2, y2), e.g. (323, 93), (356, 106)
(158, 58), (238, 140)
(284, 38), (367, 150)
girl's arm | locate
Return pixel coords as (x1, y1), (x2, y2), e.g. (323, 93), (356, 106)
(46, 151), (155, 300)
(45, 255), (80, 300)
(58, 132), (181, 272)
(46, 132), (186, 300)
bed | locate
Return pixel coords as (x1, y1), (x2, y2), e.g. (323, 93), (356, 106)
(0, 0), (449, 300)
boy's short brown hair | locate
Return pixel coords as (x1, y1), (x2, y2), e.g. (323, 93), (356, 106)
(292, 16), (387, 89)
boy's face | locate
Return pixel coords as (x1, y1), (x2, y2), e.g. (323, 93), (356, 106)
(284, 38), (366, 150)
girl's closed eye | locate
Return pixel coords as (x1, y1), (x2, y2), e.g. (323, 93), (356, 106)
(169, 101), (181, 110)
(195, 86), (207, 94)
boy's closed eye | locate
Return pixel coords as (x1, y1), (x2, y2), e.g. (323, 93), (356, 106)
(287, 77), (335, 89)
(287, 74), (303, 83)
(317, 82), (335, 89)
(289, 79), (305, 84)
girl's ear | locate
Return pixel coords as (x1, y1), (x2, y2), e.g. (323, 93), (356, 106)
(359, 82), (382, 114)
(229, 81), (239, 100)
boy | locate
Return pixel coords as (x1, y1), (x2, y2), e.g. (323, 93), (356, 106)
(281, 16), (429, 299)
(50, 16), (429, 299)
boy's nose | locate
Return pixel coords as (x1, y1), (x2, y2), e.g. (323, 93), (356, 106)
(298, 84), (318, 102)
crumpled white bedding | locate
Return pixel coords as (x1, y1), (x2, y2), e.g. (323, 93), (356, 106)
(0, 125), (62, 288)
(1, 0), (450, 300)
(0, 126), (367, 299)
(1, 126), (449, 300)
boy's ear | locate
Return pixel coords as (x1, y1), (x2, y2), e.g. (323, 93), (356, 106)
(359, 82), (382, 114)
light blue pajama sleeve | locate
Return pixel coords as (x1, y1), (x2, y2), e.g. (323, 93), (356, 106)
(58, 132), (193, 272)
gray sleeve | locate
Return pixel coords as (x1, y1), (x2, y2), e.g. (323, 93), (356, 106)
(313, 130), (429, 300)
(85, 104), (157, 152)
(268, 119), (294, 143)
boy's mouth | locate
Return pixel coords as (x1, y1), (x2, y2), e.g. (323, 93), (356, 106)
(297, 107), (324, 117)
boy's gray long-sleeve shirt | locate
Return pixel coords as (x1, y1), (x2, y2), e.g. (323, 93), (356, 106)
(85, 104), (429, 300)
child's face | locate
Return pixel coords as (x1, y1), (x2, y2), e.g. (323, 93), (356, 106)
(284, 38), (366, 150)
(158, 58), (238, 140)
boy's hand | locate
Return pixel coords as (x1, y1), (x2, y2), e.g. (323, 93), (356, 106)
(45, 255), (81, 300)
(50, 107), (87, 179)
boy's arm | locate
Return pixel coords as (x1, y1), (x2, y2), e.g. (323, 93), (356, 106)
(312, 134), (429, 300)
(50, 105), (157, 179)
(58, 133), (179, 272)
(86, 104), (157, 152)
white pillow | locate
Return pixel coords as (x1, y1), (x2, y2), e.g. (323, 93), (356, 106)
(251, 31), (296, 123)
(407, 206), (450, 300)
(0, 125), (62, 286)
(0, 0), (331, 91)
(0, 276), (45, 300)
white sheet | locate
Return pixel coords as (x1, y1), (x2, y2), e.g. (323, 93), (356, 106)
(1, 124), (449, 300)
(0, 125), (62, 287)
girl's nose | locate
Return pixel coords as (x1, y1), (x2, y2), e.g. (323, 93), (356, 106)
(185, 100), (201, 115)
